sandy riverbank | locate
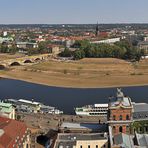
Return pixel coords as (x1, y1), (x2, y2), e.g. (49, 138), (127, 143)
(0, 58), (148, 88)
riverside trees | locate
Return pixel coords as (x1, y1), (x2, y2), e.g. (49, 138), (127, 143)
(60, 40), (144, 61)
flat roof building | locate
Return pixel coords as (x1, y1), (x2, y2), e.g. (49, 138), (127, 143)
(53, 133), (108, 148)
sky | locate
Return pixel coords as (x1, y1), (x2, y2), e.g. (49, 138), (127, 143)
(0, 0), (148, 24)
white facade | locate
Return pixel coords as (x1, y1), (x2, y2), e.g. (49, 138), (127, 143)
(91, 37), (120, 44)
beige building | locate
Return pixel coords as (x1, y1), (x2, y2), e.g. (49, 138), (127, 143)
(138, 41), (148, 55)
(53, 133), (108, 148)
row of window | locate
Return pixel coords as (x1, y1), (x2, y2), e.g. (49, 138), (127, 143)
(80, 145), (106, 148)
(113, 114), (130, 120)
(112, 126), (130, 133)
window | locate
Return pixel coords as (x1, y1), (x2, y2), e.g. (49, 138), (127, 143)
(126, 126), (129, 133)
(145, 126), (148, 132)
(119, 115), (122, 120)
(119, 126), (123, 133)
(126, 115), (130, 120)
(113, 115), (116, 120)
(113, 126), (116, 133)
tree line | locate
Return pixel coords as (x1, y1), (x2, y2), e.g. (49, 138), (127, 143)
(59, 40), (145, 61)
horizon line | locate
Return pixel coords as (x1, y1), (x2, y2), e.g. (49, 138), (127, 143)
(0, 23), (148, 25)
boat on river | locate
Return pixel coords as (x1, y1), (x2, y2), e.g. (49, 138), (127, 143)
(75, 103), (108, 116)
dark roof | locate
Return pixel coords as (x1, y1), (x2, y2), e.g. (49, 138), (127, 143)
(133, 103), (148, 120)
(133, 103), (148, 113)
(138, 41), (148, 46)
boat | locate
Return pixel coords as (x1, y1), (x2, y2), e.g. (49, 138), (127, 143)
(75, 103), (108, 116)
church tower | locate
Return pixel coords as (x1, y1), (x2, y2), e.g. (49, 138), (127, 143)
(95, 22), (99, 37)
(108, 88), (133, 136)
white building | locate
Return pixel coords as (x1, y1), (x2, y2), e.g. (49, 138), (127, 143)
(91, 37), (120, 44)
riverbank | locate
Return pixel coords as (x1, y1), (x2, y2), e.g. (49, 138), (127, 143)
(0, 58), (148, 88)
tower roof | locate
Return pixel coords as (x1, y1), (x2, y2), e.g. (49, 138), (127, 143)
(109, 88), (132, 109)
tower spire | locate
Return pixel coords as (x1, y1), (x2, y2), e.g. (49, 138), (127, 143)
(95, 22), (99, 37)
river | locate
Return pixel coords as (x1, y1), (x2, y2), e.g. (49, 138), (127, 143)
(0, 78), (148, 114)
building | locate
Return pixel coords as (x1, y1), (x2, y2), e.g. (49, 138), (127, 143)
(113, 133), (134, 148)
(138, 41), (148, 55)
(17, 99), (41, 113)
(108, 88), (133, 136)
(16, 42), (38, 49)
(95, 22), (99, 37)
(53, 133), (108, 148)
(47, 44), (61, 55)
(91, 37), (120, 44)
(0, 101), (15, 119)
(0, 116), (31, 148)
(134, 132), (148, 147)
(3, 31), (8, 37)
(59, 122), (107, 133)
(0, 37), (13, 44)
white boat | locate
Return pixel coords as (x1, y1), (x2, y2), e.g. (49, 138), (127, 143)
(75, 104), (108, 116)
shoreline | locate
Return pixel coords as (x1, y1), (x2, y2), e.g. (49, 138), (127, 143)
(1, 75), (148, 89)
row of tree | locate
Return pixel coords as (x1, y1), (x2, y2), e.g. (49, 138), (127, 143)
(0, 41), (51, 55)
(60, 40), (145, 61)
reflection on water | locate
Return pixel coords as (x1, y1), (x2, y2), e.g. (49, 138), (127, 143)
(0, 78), (148, 114)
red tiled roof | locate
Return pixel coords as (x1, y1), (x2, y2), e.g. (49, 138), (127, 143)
(0, 116), (27, 148)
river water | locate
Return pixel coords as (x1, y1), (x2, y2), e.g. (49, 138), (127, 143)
(0, 78), (148, 114)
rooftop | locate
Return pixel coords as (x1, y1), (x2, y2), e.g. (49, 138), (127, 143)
(114, 133), (134, 148)
(18, 99), (40, 105)
(58, 133), (107, 141)
(0, 102), (12, 108)
(0, 102), (13, 113)
(55, 133), (108, 148)
(135, 133), (148, 147)
(109, 88), (132, 108)
(133, 103), (148, 113)
(60, 122), (107, 132)
(0, 116), (27, 148)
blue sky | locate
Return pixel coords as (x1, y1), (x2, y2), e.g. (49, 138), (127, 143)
(0, 0), (148, 24)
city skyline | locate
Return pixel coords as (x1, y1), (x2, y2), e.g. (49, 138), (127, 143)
(0, 0), (148, 24)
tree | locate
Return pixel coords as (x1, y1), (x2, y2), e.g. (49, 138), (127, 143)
(9, 44), (18, 54)
(74, 50), (85, 60)
(59, 48), (73, 57)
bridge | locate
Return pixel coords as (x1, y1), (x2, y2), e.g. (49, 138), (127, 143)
(0, 54), (51, 69)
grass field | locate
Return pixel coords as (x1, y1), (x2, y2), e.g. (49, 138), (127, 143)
(0, 58), (148, 88)
(0, 53), (25, 60)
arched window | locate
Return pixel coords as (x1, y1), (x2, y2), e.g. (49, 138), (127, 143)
(113, 126), (116, 133)
(126, 115), (130, 120)
(126, 126), (129, 133)
(113, 115), (116, 120)
(119, 115), (122, 120)
(119, 126), (123, 133)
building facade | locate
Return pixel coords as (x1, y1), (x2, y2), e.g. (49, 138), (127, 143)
(53, 133), (108, 148)
(108, 88), (133, 136)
